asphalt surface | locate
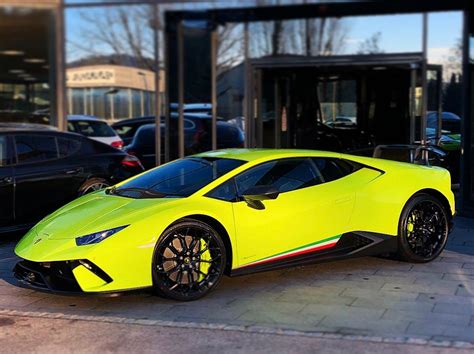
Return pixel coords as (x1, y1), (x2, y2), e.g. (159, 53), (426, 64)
(0, 315), (471, 354)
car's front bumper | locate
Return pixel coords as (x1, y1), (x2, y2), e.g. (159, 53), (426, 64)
(13, 259), (121, 296)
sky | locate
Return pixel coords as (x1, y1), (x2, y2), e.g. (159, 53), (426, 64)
(66, 5), (463, 75)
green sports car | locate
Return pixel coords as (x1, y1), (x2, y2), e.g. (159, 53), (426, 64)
(14, 149), (454, 301)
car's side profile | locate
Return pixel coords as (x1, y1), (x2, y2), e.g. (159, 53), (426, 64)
(14, 149), (454, 301)
(0, 128), (143, 234)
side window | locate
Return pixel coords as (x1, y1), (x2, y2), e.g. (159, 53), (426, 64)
(67, 122), (77, 133)
(206, 179), (237, 202)
(15, 135), (58, 164)
(58, 137), (81, 157)
(0, 135), (10, 166)
(312, 158), (361, 183)
(235, 158), (322, 194)
(114, 124), (136, 139)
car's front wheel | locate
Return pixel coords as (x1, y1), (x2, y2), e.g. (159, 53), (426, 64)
(398, 193), (449, 263)
(152, 219), (226, 301)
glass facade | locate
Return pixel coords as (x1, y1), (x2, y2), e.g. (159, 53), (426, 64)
(65, 5), (159, 123)
(1, 0), (474, 213)
(0, 7), (55, 125)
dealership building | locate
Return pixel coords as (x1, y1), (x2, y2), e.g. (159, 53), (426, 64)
(1, 0), (474, 215)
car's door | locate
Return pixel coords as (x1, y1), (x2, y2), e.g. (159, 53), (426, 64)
(13, 133), (81, 225)
(0, 134), (14, 229)
(231, 157), (375, 268)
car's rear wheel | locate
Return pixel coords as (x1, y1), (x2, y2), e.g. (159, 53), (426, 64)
(398, 193), (449, 263)
(152, 219), (226, 301)
(78, 178), (110, 196)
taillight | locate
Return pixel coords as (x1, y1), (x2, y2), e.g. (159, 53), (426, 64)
(122, 155), (144, 170)
(111, 140), (124, 149)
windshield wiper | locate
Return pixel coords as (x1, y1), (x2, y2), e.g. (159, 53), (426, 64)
(107, 187), (167, 198)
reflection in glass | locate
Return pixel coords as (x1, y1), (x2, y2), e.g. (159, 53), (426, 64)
(66, 5), (157, 124)
(0, 8), (53, 125)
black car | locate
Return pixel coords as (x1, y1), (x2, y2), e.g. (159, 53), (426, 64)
(123, 117), (245, 169)
(0, 126), (144, 233)
(112, 116), (158, 146)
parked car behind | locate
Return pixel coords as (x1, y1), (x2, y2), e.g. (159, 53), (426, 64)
(68, 115), (123, 149)
(123, 116), (245, 169)
(112, 116), (156, 146)
(0, 125), (143, 234)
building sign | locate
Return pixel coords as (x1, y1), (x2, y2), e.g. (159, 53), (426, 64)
(67, 69), (116, 86)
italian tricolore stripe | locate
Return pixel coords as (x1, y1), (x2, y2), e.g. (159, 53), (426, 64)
(237, 235), (341, 269)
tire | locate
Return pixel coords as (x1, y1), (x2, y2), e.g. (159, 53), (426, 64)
(397, 193), (449, 263)
(78, 178), (110, 196)
(152, 219), (227, 301)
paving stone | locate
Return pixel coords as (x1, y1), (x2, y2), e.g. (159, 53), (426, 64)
(381, 282), (458, 295)
(374, 269), (443, 280)
(433, 302), (474, 315)
(383, 309), (472, 326)
(303, 303), (385, 321)
(407, 321), (474, 341)
(351, 297), (434, 312)
(341, 287), (419, 301)
(276, 291), (356, 305)
(417, 293), (474, 305)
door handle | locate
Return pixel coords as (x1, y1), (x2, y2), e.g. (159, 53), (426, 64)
(0, 176), (13, 184)
(65, 168), (82, 175)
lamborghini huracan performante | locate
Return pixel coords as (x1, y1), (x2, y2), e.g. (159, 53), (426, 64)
(14, 149), (454, 301)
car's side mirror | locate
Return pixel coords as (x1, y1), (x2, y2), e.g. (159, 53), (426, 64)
(241, 185), (279, 209)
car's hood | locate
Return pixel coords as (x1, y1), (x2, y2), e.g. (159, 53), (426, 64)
(34, 192), (181, 240)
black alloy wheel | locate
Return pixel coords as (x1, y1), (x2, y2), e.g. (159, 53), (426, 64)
(152, 219), (226, 301)
(398, 193), (449, 263)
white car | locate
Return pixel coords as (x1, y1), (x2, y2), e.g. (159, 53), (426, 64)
(68, 115), (123, 149)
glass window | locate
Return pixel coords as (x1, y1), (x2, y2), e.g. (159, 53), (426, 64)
(58, 137), (81, 157)
(235, 158), (321, 194)
(0, 135), (9, 167)
(0, 8), (52, 125)
(114, 157), (246, 198)
(312, 158), (359, 183)
(73, 120), (116, 137)
(15, 135), (58, 164)
(206, 179), (238, 202)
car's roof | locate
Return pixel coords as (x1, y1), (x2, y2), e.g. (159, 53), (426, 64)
(193, 149), (342, 162)
(0, 123), (57, 133)
(68, 115), (103, 122)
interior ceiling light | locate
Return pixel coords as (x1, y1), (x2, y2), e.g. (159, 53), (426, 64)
(0, 50), (24, 56)
(42, 65), (49, 69)
(24, 58), (45, 64)
(18, 73), (30, 77)
(9, 69), (25, 74)
(23, 77), (36, 81)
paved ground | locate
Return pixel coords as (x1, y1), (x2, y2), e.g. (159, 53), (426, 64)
(0, 217), (473, 351)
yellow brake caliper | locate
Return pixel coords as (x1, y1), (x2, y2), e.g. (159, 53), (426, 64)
(198, 239), (211, 282)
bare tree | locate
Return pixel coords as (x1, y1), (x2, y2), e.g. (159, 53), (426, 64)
(68, 6), (156, 70)
(357, 32), (384, 54)
(250, 17), (349, 58)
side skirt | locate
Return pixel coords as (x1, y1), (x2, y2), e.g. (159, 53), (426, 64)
(230, 231), (398, 277)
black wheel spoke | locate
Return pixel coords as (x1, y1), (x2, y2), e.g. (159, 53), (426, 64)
(404, 200), (448, 259)
(154, 223), (225, 300)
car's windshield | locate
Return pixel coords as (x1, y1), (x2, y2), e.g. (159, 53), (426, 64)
(111, 157), (246, 198)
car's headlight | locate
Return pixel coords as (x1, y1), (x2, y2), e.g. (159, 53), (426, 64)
(75, 225), (129, 246)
